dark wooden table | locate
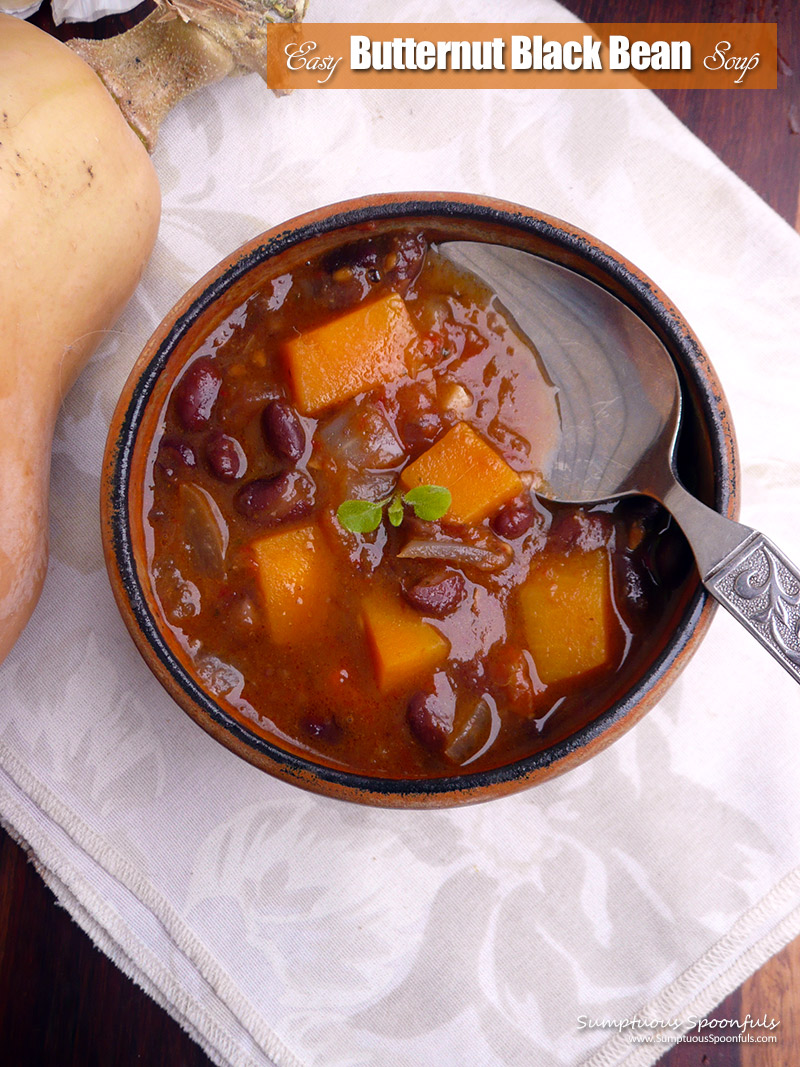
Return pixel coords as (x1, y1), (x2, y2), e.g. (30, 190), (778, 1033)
(2, 1), (798, 1064)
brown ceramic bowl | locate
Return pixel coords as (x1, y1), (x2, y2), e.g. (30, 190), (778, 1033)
(101, 192), (738, 807)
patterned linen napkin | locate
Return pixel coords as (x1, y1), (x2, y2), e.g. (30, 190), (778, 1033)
(2, 0), (139, 24)
(3, 2), (800, 1065)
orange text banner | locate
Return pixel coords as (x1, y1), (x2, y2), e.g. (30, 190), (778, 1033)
(266, 23), (776, 91)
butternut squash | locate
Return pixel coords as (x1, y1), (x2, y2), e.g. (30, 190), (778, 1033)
(361, 593), (450, 694)
(0, 15), (161, 664)
(282, 292), (421, 415)
(250, 523), (333, 644)
(0, 1), (305, 665)
(400, 422), (524, 524)
(518, 549), (617, 684)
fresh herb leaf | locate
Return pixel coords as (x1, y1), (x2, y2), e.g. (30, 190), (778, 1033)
(337, 483), (451, 534)
(387, 494), (404, 527)
(403, 485), (452, 522)
(337, 499), (384, 534)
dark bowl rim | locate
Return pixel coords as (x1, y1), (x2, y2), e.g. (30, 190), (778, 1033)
(103, 192), (735, 804)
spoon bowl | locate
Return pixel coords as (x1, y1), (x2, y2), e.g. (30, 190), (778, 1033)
(442, 242), (682, 505)
(442, 240), (800, 684)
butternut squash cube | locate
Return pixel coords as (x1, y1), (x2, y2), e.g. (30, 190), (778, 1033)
(282, 291), (419, 415)
(362, 594), (450, 694)
(518, 549), (615, 685)
(250, 523), (331, 644)
(400, 422), (523, 524)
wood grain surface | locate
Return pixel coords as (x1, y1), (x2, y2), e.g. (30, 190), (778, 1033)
(2, 1), (798, 1064)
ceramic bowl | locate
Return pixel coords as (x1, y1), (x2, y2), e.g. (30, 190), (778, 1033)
(101, 192), (738, 807)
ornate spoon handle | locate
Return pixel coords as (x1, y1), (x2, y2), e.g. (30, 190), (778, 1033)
(663, 479), (800, 683)
(705, 533), (800, 682)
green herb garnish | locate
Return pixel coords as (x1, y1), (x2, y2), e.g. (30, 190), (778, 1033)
(336, 499), (384, 534)
(337, 484), (451, 534)
(401, 484), (452, 522)
(387, 494), (404, 527)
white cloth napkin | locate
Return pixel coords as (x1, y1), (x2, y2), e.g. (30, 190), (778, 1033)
(2, 0), (141, 24)
(3, 2), (800, 1065)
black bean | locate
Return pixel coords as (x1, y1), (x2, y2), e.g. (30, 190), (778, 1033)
(205, 431), (247, 482)
(394, 381), (442, 451)
(323, 239), (381, 278)
(387, 233), (427, 286)
(649, 525), (693, 587)
(548, 509), (612, 552)
(617, 496), (664, 532)
(302, 711), (342, 744)
(262, 399), (306, 463)
(174, 358), (222, 430)
(403, 569), (466, 617)
(156, 436), (196, 480)
(406, 691), (451, 753)
(234, 470), (315, 525)
(614, 553), (650, 613)
(491, 496), (536, 539)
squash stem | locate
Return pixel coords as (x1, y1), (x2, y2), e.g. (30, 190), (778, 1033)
(68, 12), (234, 151)
(68, 0), (308, 152)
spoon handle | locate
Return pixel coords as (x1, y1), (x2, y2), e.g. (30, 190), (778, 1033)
(664, 480), (800, 683)
(705, 533), (800, 683)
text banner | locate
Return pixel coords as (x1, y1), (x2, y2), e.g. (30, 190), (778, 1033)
(266, 23), (777, 91)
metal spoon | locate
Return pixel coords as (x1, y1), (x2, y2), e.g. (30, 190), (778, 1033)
(441, 241), (800, 683)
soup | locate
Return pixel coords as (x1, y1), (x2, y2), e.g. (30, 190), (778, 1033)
(144, 231), (691, 778)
